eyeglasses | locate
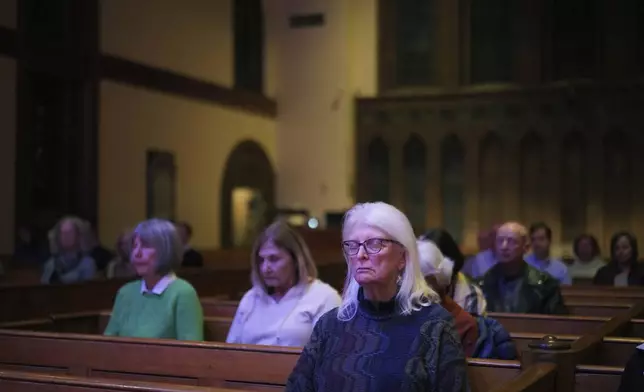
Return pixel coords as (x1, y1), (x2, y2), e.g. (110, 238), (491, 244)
(341, 238), (402, 256)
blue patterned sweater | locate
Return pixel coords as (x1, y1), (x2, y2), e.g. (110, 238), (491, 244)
(285, 289), (470, 392)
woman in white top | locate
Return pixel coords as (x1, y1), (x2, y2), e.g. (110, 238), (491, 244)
(568, 234), (605, 279)
(226, 221), (341, 347)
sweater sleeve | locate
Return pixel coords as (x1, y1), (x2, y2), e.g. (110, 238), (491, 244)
(284, 313), (328, 392)
(104, 288), (125, 336)
(427, 320), (470, 392)
(174, 284), (204, 341)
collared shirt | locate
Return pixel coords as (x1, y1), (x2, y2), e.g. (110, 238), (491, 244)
(140, 273), (177, 295)
(525, 254), (571, 285)
(226, 279), (341, 347)
(462, 249), (497, 279)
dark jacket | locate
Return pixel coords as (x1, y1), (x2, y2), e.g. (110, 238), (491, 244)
(618, 346), (644, 392)
(593, 261), (644, 286)
(182, 248), (204, 267)
(472, 316), (518, 360)
(477, 262), (568, 315)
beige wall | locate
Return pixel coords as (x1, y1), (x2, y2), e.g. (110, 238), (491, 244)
(99, 81), (275, 249)
(268, 0), (376, 222)
(0, 0), (16, 29)
(101, 0), (234, 87)
(0, 57), (16, 254)
(99, 0), (277, 248)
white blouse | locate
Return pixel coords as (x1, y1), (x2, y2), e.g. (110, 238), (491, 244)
(226, 279), (341, 347)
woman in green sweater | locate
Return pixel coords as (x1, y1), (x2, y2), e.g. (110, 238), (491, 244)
(104, 219), (204, 341)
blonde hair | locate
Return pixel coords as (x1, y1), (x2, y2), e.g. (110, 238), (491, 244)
(338, 202), (439, 321)
(417, 239), (455, 290)
(250, 220), (318, 293)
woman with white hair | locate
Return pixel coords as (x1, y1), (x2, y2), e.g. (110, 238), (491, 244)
(417, 239), (479, 357)
(285, 202), (468, 392)
(41, 216), (97, 284)
(419, 239), (517, 361)
(104, 219), (203, 340)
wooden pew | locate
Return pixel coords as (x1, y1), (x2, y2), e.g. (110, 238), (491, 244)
(0, 370), (246, 392)
(488, 363), (557, 392)
(522, 300), (644, 391)
(0, 268), (249, 322)
(489, 313), (609, 335)
(0, 330), (523, 392)
(5, 310), (642, 371)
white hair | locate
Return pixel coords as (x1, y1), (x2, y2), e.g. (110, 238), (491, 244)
(417, 239), (455, 290)
(337, 202), (440, 321)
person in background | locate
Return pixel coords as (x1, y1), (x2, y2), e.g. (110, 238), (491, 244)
(176, 221), (204, 267)
(285, 202), (468, 392)
(479, 222), (567, 315)
(594, 232), (644, 287)
(104, 219), (203, 340)
(568, 234), (605, 279)
(105, 230), (137, 279)
(417, 239), (478, 357)
(617, 344), (644, 392)
(461, 224), (499, 279)
(418, 239), (517, 360)
(226, 220), (341, 347)
(525, 222), (571, 285)
(421, 228), (487, 315)
(41, 216), (96, 284)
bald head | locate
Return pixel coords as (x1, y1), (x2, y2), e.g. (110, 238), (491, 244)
(495, 222), (529, 263)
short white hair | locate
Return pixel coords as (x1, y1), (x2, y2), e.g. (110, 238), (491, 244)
(417, 239), (455, 290)
(132, 219), (182, 275)
(337, 202), (439, 321)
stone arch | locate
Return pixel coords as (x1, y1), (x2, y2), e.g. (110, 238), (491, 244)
(403, 133), (427, 230)
(220, 140), (275, 248)
(519, 131), (546, 225)
(478, 132), (503, 229)
(440, 134), (465, 243)
(561, 131), (587, 241)
(367, 137), (390, 202)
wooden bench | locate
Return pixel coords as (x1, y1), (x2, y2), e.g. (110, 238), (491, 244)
(0, 370), (246, 392)
(0, 330), (523, 392)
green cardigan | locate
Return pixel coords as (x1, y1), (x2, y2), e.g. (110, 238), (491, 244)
(104, 278), (204, 341)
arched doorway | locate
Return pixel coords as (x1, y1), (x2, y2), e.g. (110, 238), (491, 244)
(220, 140), (275, 248)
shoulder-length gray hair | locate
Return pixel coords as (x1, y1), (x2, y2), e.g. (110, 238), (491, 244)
(132, 219), (182, 275)
(250, 220), (318, 293)
(338, 202), (439, 321)
(48, 216), (93, 255)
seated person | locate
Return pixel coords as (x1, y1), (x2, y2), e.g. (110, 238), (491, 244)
(421, 228), (487, 315)
(525, 222), (571, 285)
(618, 343), (644, 392)
(104, 219), (203, 340)
(105, 230), (137, 279)
(417, 239), (478, 357)
(594, 232), (644, 287)
(461, 225), (499, 279)
(176, 221), (204, 267)
(226, 220), (341, 347)
(285, 202), (468, 392)
(41, 216), (97, 284)
(568, 234), (605, 279)
(418, 239), (517, 360)
(478, 222), (567, 315)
